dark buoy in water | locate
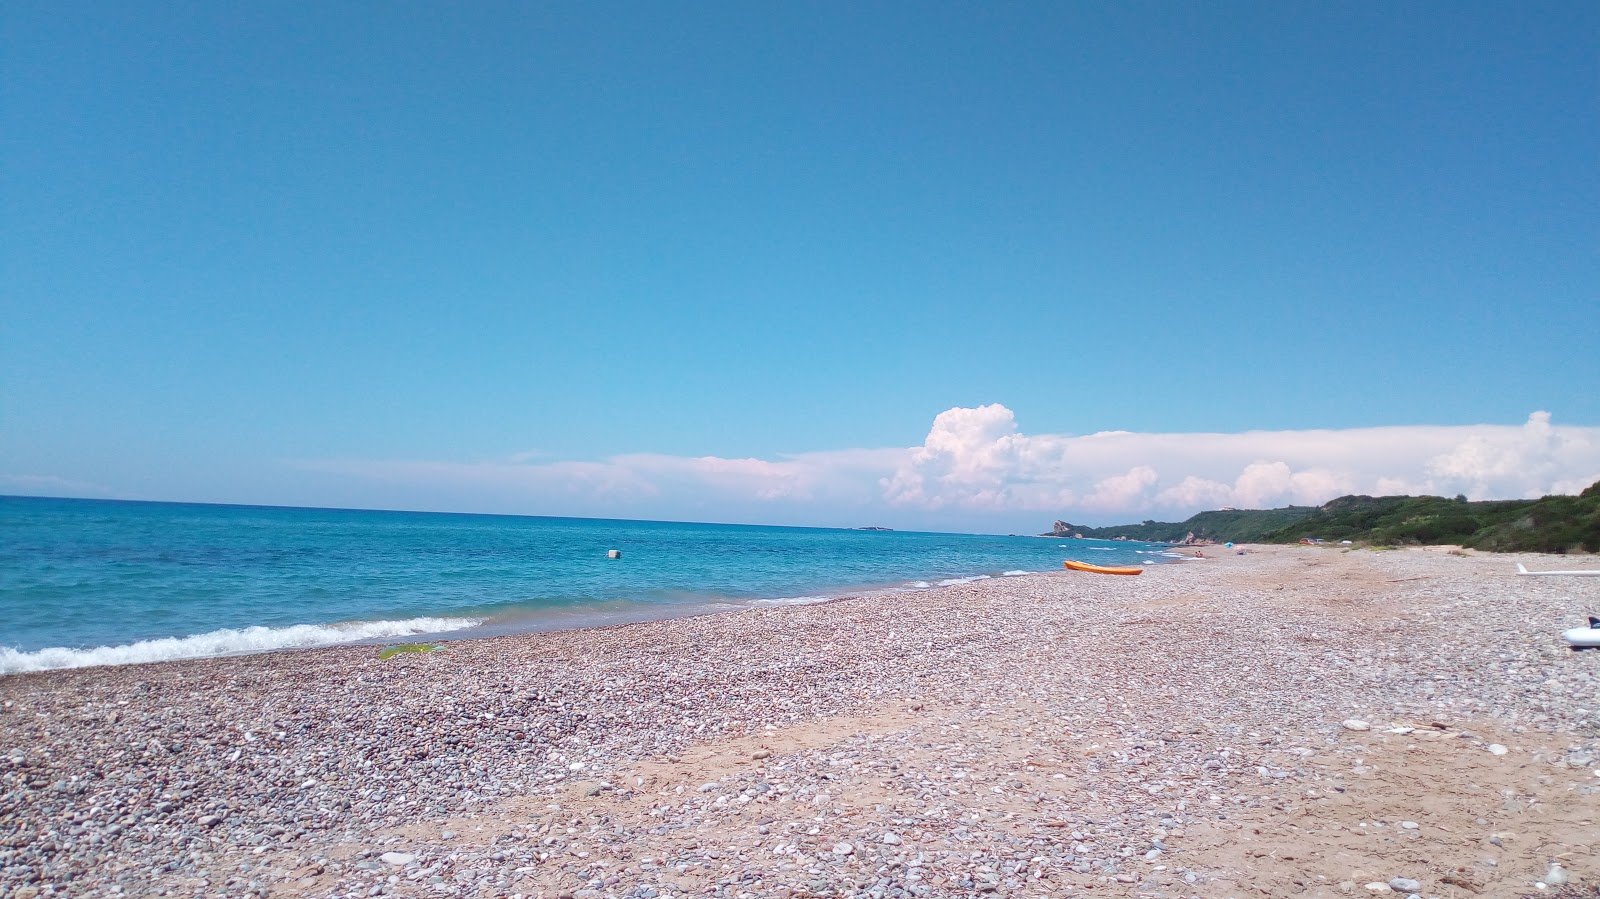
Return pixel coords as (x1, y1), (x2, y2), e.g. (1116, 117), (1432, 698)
(607, 549), (622, 559)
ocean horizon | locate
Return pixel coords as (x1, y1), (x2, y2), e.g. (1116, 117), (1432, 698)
(0, 495), (1178, 673)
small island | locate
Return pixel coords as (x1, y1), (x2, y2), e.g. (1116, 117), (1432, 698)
(854, 525), (894, 531)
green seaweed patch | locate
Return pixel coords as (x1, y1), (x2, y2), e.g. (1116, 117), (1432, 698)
(378, 643), (441, 660)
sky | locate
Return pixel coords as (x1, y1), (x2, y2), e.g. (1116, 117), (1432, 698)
(3, 1), (1597, 533)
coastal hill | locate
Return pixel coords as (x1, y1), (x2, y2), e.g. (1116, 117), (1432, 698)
(1048, 506), (1317, 544)
(1050, 479), (1600, 553)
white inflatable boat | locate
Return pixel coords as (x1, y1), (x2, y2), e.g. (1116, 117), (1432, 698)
(1564, 618), (1600, 649)
(1518, 563), (1600, 577)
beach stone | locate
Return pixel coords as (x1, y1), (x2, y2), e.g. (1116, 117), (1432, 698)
(1364, 883), (1392, 892)
(1342, 719), (1371, 732)
(1487, 744), (1508, 755)
(10, 543), (1600, 899)
(379, 852), (416, 866)
(1544, 865), (1569, 886)
(833, 841), (854, 855)
(1388, 878), (1421, 892)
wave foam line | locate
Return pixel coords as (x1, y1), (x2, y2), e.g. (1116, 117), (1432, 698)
(937, 575), (992, 587)
(0, 616), (481, 674)
(750, 595), (834, 607)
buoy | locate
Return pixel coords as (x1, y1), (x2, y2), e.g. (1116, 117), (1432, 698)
(607, 549), (622, 559)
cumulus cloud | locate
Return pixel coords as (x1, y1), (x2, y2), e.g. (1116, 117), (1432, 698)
(295, 405), (1600, 528)
(882, 405), (1600, 521)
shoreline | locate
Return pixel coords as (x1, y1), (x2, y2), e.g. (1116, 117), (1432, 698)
(1, 553), (1170, 676)
(4, 545), (1598, 898)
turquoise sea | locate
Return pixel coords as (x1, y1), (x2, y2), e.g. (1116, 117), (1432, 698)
(0, 496), (1177, 673)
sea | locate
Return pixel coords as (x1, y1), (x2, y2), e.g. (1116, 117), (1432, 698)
(0, 496), (1179, 674)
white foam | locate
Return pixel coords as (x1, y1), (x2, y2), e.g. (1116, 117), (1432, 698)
(0, 616), (481, 674)
(902, 581), (932, 590)
(750, 595), (833, 607)
(1001, 570), (1032, 577)
(937, 575), (992, 587)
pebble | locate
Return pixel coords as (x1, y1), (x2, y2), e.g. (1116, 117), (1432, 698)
(1545, 865), (1569, 886)
(1388, 877), (1421, 892)
(1488, 743), (1509, 755)
(3, 547), (1596, 899)
(1342, 719), (1372, 731)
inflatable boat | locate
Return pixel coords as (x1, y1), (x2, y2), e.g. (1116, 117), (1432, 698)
(1063, 559), (1143, 576)
(1563, 617), (1600, 649)
(1517, 563), (1600, 577)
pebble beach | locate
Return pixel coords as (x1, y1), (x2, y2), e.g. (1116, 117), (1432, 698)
(3, 545), (1598, 899)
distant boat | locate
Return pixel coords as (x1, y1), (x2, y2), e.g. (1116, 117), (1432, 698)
(1517, 563), (1600, 577)
(1063, 559), (1142, 576)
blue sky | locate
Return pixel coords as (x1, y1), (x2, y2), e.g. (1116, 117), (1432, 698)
(4, 2), (1597, 531)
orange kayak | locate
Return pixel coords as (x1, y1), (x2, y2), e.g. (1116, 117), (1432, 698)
(1063, 559), (1143, 576)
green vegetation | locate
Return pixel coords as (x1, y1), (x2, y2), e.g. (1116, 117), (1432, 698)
(378, 643), (441, 660)
(1054, 506), (1317, 543)
(1058, 480), (1600, 553)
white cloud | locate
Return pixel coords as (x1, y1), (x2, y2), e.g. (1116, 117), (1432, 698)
(293, 405), (1600, 528)
(1084, 466), (1159, 511)
(880, 406), (1600, 521)
(0, 473), (116, 497)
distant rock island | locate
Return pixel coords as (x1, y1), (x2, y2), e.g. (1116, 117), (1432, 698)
(1046, 480), (1600, 553)
(854, 526), (894, 531)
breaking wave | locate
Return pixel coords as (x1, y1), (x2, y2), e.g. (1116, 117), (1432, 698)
(750, 595), (834, 607)
(0, 617), (481, 674)
(937, 575), (992, 587)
